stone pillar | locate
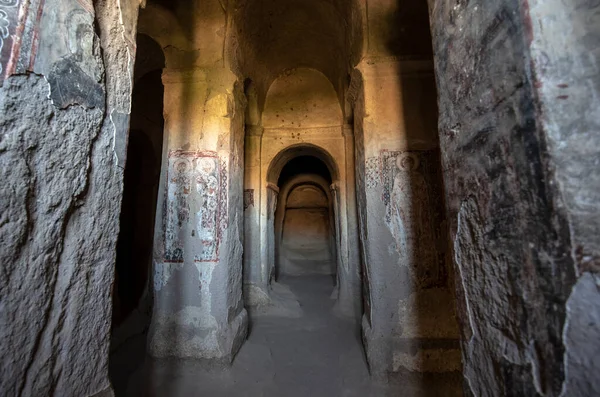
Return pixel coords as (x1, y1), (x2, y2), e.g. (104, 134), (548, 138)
(339, 124), (362, 319)
(265, 183), (280, 284)
(149, 67), (247, 361)
(330, 128), (360, 319)
(330, 182), (343, 291)
(0, 0), (140, 395)
(355, 58), (460, 377)
(243, 126), (267, 305)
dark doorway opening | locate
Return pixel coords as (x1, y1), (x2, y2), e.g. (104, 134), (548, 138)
(109, 34), (165, 395)
(274, 155), (336, 281)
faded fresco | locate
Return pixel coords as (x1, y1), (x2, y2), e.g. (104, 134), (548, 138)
(243, 189), (254, 210)
(164, 150), (227, 263)
(0, 0), (100, 85)
(380, 150), (446, 288)
(47, 8), (103, 108)
(0, 0), (19, 82)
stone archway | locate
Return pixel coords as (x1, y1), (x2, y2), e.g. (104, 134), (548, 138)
(247, 143), (361, 317)
(241, 67), (362, 320)
(267, 150), (339, 288)
(274, 174), (337, 280)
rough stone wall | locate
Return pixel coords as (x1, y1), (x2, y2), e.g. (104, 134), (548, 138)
(0, 0), (140, 395)
(224, 79), (247, 353)
(242, 127), (263, 303)
(428, 0), (600, 394)
(241, 84), (262, 298)
(351, 70), (372, 328)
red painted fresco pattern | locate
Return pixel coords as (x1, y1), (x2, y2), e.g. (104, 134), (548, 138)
(164, 150), (228, 263)
(0, 0), (22, 82)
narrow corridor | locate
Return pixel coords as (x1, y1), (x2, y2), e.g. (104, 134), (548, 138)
(3, 1), (598, 396)
(116, 275), (462, 396)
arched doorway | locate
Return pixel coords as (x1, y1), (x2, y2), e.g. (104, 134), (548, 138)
(242, 68), (362, 319)
(259, 143), (361, 316)
(274, 156), (336, 279)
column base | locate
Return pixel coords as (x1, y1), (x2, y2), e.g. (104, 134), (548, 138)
(362, 315), (392, 380)
(243, 283), (271, 307)
(149, 307), (248, 363)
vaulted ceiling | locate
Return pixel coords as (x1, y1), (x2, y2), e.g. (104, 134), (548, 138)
(232, 0), (363, 112)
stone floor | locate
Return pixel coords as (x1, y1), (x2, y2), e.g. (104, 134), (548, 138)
(111, 275), (461, 396)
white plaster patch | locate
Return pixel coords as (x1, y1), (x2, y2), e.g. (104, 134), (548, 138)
(170, 306), (218, 330)
(195, 262), (218, 320)
(560, 272), (600, 397)
(154, 262), (184, 291)
(150, 306), (220, 358)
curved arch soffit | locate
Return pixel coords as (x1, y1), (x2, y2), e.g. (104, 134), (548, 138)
(261, 68), (343, 128)
(279, 174), (333, 211)
(267, 143), (339, 185)
(138, 4), (194, 53)
(233, 0), (364, 107)
(133, 33), (166, 84)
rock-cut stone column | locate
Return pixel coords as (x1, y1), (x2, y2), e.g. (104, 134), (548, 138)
(243, 126), (267, 305)
(149, 67), (247, 362)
